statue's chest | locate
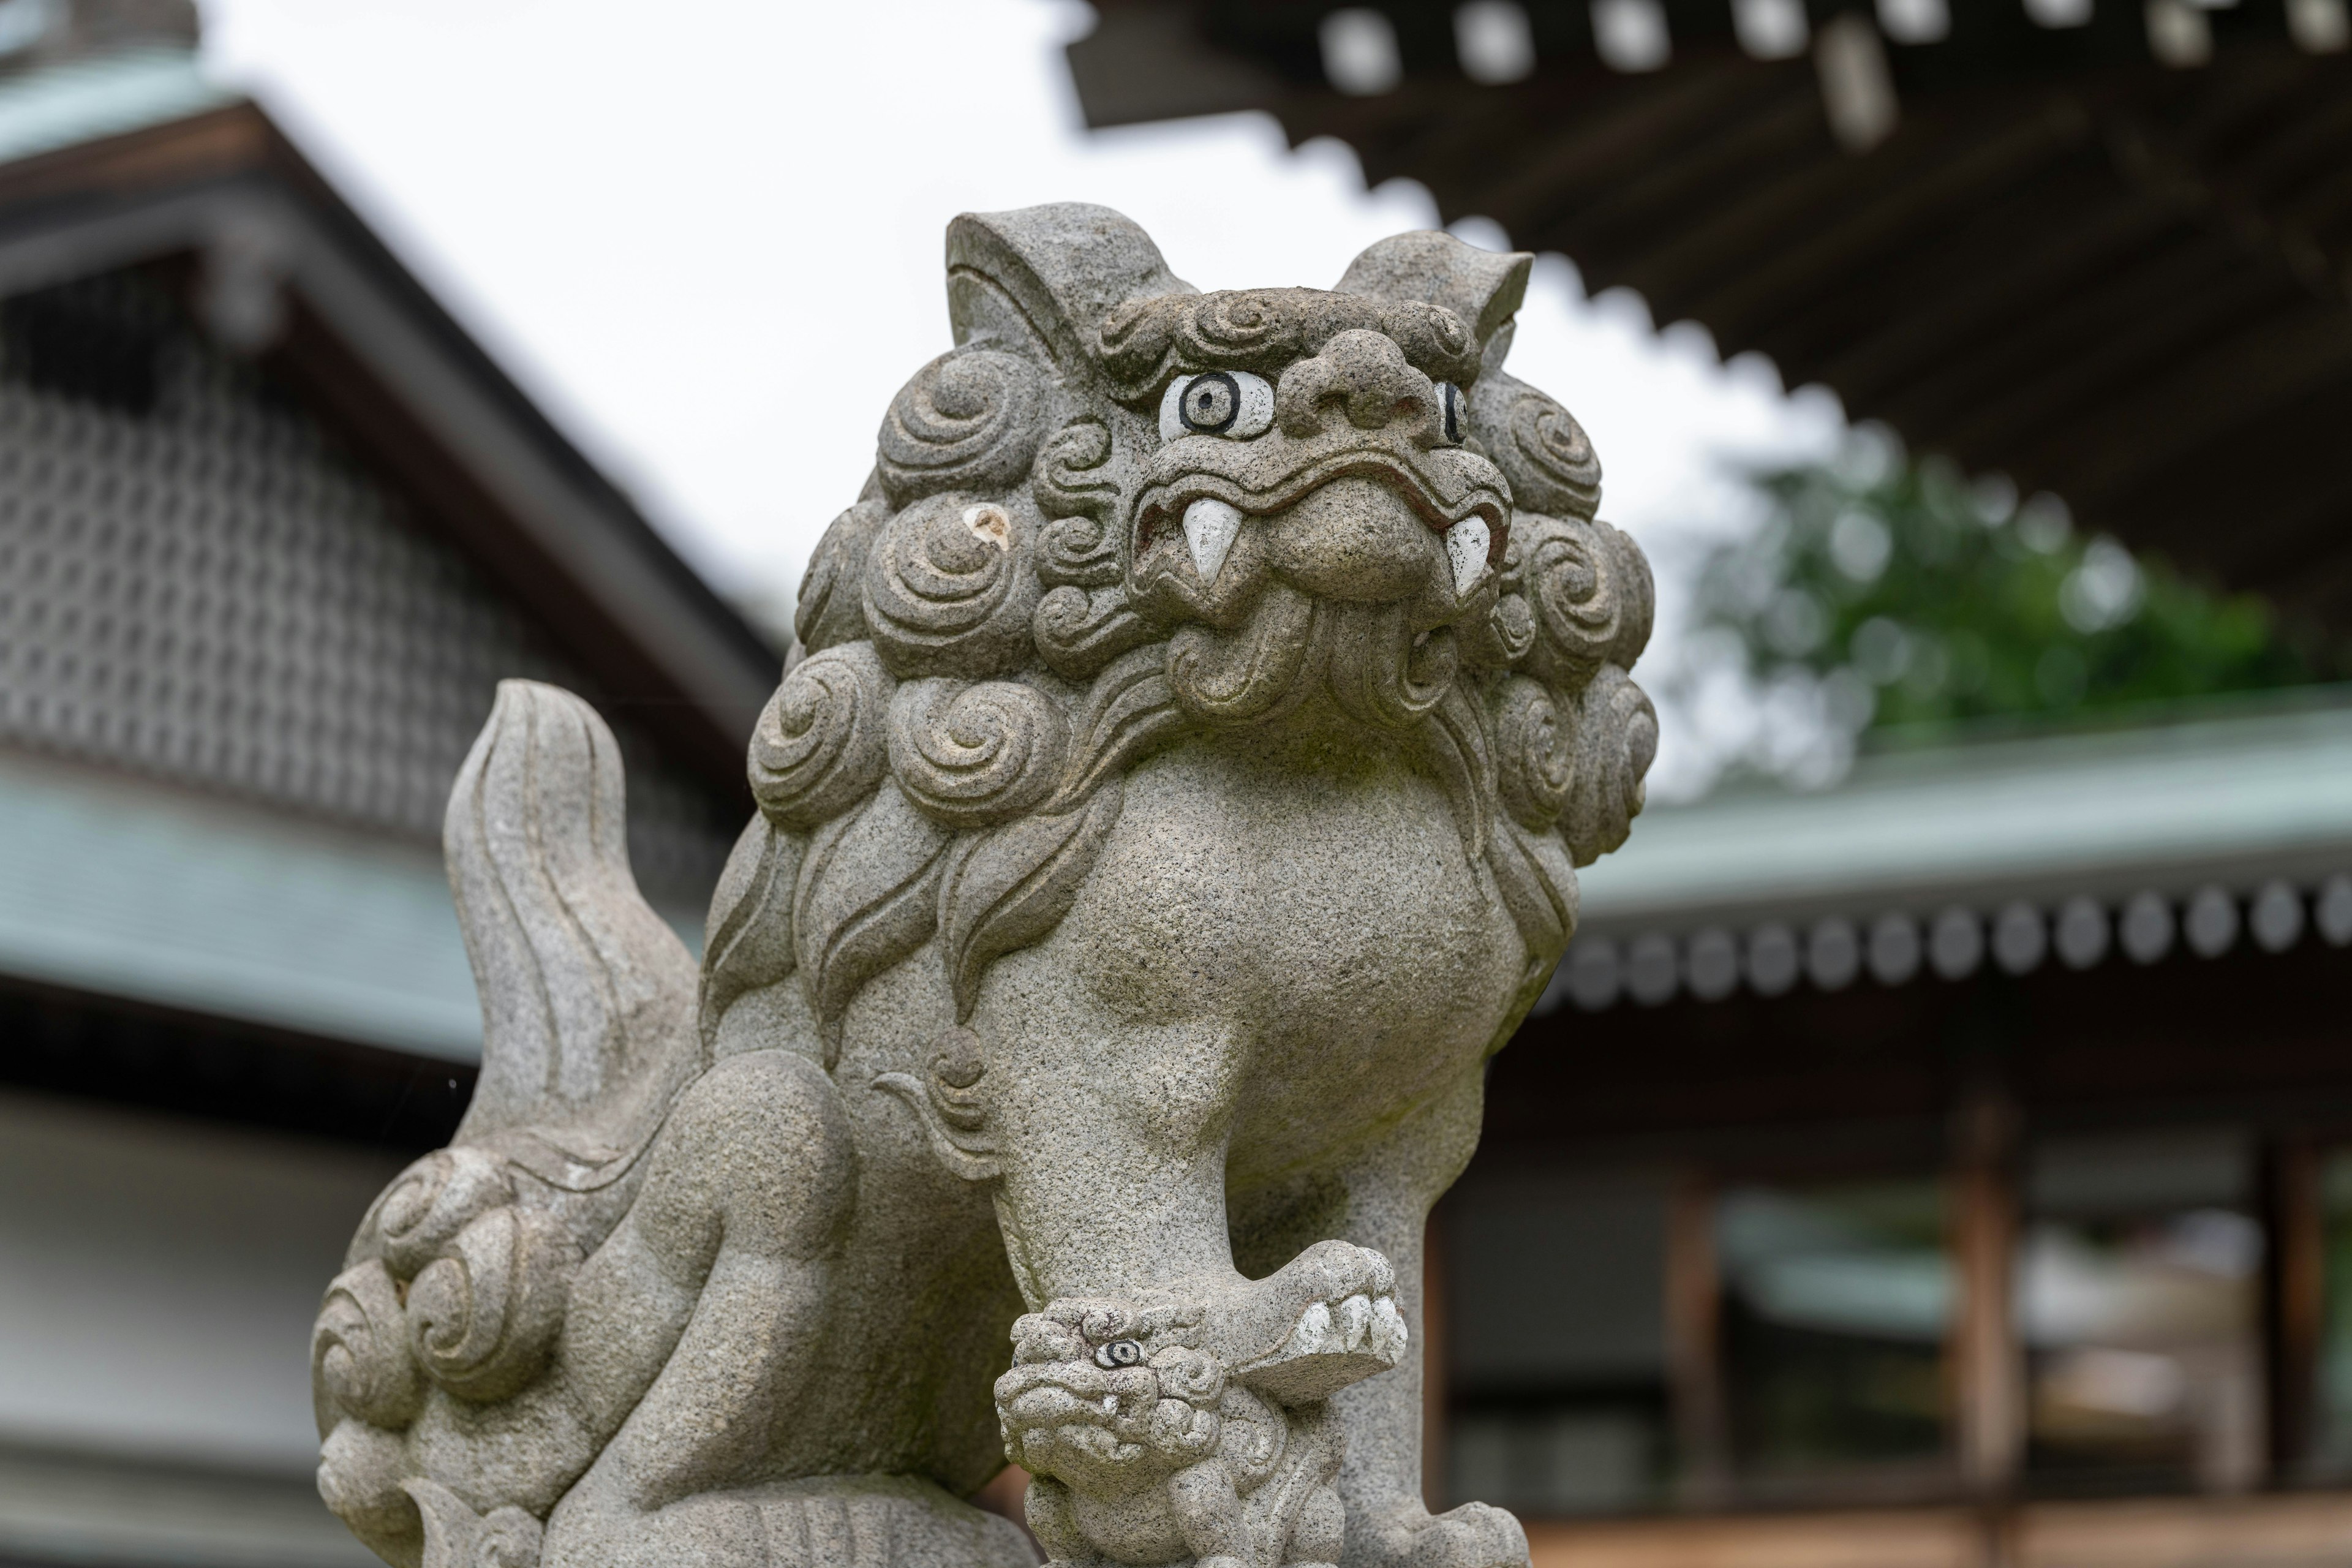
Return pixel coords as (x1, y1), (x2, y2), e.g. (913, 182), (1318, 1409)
(1060, 744), (1523, 1098)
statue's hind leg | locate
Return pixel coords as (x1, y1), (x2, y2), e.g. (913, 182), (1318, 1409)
(539, 1049), (859, 1568)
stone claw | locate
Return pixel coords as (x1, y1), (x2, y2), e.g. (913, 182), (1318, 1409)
(1219, 1241), (1408, 1406)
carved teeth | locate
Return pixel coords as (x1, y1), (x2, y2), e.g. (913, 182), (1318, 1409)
(1282, 1300), (1333, 1360)
(1275, 1293), (1409, 1363)
(1336, 1294), (1372, 1352)
(1182, 497), (1243, 585)
(1443, 518), (1490, 595)
(1371, 1296), (1406, 1357)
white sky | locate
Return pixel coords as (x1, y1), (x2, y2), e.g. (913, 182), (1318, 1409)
(196, 0), (1844, 790)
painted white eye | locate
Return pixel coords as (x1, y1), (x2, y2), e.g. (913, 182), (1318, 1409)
(1159, 371), (1275, 442)
(1436, 383), (1465, 445)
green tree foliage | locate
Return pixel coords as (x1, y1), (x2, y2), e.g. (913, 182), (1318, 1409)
(1694, 453), (2328, 738)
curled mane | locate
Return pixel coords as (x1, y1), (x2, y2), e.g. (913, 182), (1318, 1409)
(701, 207), (1656, 1058)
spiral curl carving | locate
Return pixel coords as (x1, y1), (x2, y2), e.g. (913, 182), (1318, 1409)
(466, 1509), (543, 1568)
(1515, 514), (1655, 690)
(371, 1147), (514, 1280)
(886, 677), (1071, 829)
(1374, 300), (1474, 379)
(794, 497), (892, 654)
(1562, 666), (1658, 868)
(1324, 604), (1457, 731)
(405, 1207), (577, 1404)
(748, 643), (893, 831)
(405, 1480), (545, 1568)
(1492, 677), (1575, 831)
(1166, 585), (1317, 725)
(863, 491), (1043, 679)
(1033, 586), (1155, 680)
(313, 1260), (424, 1428)
(1181, 290), (1302, 362)
(876, 349), (1046, 507)
(468, 1504), (541, 1568)
(1098, 291), (1482, 401)
(1036, 513), (1125, 592)
(1034, 420), (1128, 548)
(1468, 370), (1603, 523)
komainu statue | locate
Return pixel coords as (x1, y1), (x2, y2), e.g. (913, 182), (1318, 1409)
(312, 205), (1654, 1568)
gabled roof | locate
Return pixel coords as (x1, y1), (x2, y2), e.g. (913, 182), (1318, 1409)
(0, 51), (772, 1070)
(0, 52), (778, 789)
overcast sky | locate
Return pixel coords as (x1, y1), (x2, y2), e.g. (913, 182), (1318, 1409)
(197, 0), (1845, 787)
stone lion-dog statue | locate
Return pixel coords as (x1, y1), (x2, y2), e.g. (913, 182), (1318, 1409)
(311, 204), (1654, 1568)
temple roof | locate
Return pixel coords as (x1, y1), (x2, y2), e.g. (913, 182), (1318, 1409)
(1554, 685), (2352, 1009)
(0, 56), (780, 790)
(0, 52), (763, 1072)
(1066, 2), (2352, 627)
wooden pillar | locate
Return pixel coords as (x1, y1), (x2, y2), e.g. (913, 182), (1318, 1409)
(1665, 1169), (1731, 1508)
(1423, 1208), (1449, 1512)
(2266, 1136), (2324, 1483)
(1952, 1088), (2021, 1568)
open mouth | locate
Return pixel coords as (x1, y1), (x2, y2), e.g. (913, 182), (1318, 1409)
(1134, 450), (1507, 598)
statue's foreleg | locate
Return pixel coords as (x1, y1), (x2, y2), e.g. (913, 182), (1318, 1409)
(984, 1017), (1409, 1568)
(1321, 1066), (1529, 1568)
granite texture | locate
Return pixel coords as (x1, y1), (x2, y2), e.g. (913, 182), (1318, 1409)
(311, 205), (1654, 1568)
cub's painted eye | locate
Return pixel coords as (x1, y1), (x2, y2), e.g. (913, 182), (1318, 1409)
(1159, 371), (1275, 442)
(1093, 1339), (1145, 1369)
(1436, 383), (1464, 445)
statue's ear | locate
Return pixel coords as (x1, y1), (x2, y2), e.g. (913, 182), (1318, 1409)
(946, 203), (1194, 372)
(1335, 232), (1533, 374)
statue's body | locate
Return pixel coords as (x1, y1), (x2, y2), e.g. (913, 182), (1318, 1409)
(310, 207), (1654, 1568)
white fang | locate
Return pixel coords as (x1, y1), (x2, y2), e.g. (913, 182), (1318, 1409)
(1444, 518), (1491, 595)
(1183, 497), (1244, 584)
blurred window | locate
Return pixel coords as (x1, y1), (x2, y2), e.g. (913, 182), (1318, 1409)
(2304, 1150), (2352, 1474)
(1445, 1170), (1673, 1515)
(2018, 1130), (2264, 1494)
(1717, 1178), (1953, 1495)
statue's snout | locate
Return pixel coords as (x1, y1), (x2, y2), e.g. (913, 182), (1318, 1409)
(1275, 329), (1447, 445)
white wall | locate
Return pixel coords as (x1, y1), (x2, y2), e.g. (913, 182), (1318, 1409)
(0, 1088), (406, 1472)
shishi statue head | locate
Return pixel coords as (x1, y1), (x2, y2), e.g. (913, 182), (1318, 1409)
(706, 205), (1654, 1052)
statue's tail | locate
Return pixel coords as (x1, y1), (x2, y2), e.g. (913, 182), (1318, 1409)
(443, 680), (705, 1196)
(315, 685), (706, 1566)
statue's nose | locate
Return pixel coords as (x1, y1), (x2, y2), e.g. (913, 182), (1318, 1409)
(1276, 330), (1439, 440)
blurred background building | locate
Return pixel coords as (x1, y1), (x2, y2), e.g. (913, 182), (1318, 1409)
(0, 6), (775, 1564)
(4, 1), (2352, 1567)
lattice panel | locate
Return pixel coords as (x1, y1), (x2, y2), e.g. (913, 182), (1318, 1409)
(0, 272), (739, 907)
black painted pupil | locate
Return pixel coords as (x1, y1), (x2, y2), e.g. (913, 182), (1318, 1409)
(1181, 373), (1239, 433)
(1105, 1340), (1142, 1365)
(1441, 385), (1461, 443)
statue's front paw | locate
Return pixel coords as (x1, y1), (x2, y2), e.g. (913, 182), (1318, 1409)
(1359, 1499), (1529, 1568)
(1219, 1240), (1407, 1405)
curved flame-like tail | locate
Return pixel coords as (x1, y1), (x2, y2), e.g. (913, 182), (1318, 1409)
(443, 680), (703, 1176)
